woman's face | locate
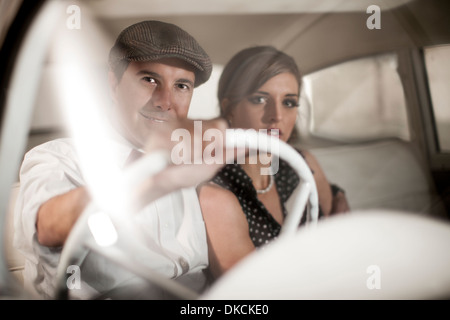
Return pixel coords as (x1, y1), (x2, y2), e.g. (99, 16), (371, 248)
(227, 72), (299, 142)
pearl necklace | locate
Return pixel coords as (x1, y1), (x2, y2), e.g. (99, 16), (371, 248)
(256, 175), (274, 194)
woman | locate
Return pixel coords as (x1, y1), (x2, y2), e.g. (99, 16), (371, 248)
(197, 46), (349, 280)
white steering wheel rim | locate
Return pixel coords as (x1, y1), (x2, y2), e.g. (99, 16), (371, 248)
(55, 130), (318, 299)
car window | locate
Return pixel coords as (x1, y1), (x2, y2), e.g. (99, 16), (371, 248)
(301, 53), (410, 142)
(423, 44), (450, 153)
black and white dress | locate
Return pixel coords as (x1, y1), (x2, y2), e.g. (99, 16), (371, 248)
(212, 156), (322, 247)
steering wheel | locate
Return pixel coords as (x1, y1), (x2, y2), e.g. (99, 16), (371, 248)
(55, 130), (319, 299)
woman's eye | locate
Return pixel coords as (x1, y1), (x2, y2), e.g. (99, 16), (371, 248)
(248, 96), (267, 104)
(284, 99), (299, 108)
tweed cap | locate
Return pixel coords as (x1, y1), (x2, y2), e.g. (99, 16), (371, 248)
(109, 20), (212, 87)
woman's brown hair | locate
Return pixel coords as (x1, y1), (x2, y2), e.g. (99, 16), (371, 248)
(218, 46), (302, 118)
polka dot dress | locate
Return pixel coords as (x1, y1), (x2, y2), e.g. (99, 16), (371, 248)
(212, 154), (320, 248)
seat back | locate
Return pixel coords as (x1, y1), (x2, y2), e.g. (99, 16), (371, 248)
(310, 139), (447, 218)
(4, 182), (24, 284)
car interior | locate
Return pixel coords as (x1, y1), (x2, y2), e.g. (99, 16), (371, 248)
(0, 0), (449, 299)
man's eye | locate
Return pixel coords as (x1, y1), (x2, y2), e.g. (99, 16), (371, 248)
(143, 77), (156, 83)
(177, 83), (190, 90)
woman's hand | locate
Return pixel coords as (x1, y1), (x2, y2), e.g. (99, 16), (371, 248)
(331, 190), (350, 214)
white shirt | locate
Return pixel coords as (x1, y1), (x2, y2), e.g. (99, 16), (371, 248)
(13, 138), (209, 299)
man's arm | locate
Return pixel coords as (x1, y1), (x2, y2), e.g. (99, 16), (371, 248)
(36, 186), (91, 247)
(34, 118), (229, 247)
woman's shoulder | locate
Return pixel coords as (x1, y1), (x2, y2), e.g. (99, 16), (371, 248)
(292, 147), (317, 167)
(197, 181), (244, 214)
(197, 181), (248, 227)
(197, 181), (239, 203)
(293, 146), (308, 158)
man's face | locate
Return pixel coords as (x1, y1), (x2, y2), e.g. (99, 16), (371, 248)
(110, 58), (196, 148)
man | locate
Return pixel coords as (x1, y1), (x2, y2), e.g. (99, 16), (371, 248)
(14, 20), (224, 299)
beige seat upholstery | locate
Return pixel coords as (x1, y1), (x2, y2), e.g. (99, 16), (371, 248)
(310, 139), (447, 218)
(4, 182), (24, 284)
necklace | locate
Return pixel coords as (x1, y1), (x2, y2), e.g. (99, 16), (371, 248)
(256, 175), (274, 194)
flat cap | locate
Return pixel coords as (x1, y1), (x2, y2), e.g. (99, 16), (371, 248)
(109, 20), (212, 87)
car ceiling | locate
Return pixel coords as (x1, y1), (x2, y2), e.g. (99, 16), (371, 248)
(2, 0), (448, 74)
(76, 0), (450, 73)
